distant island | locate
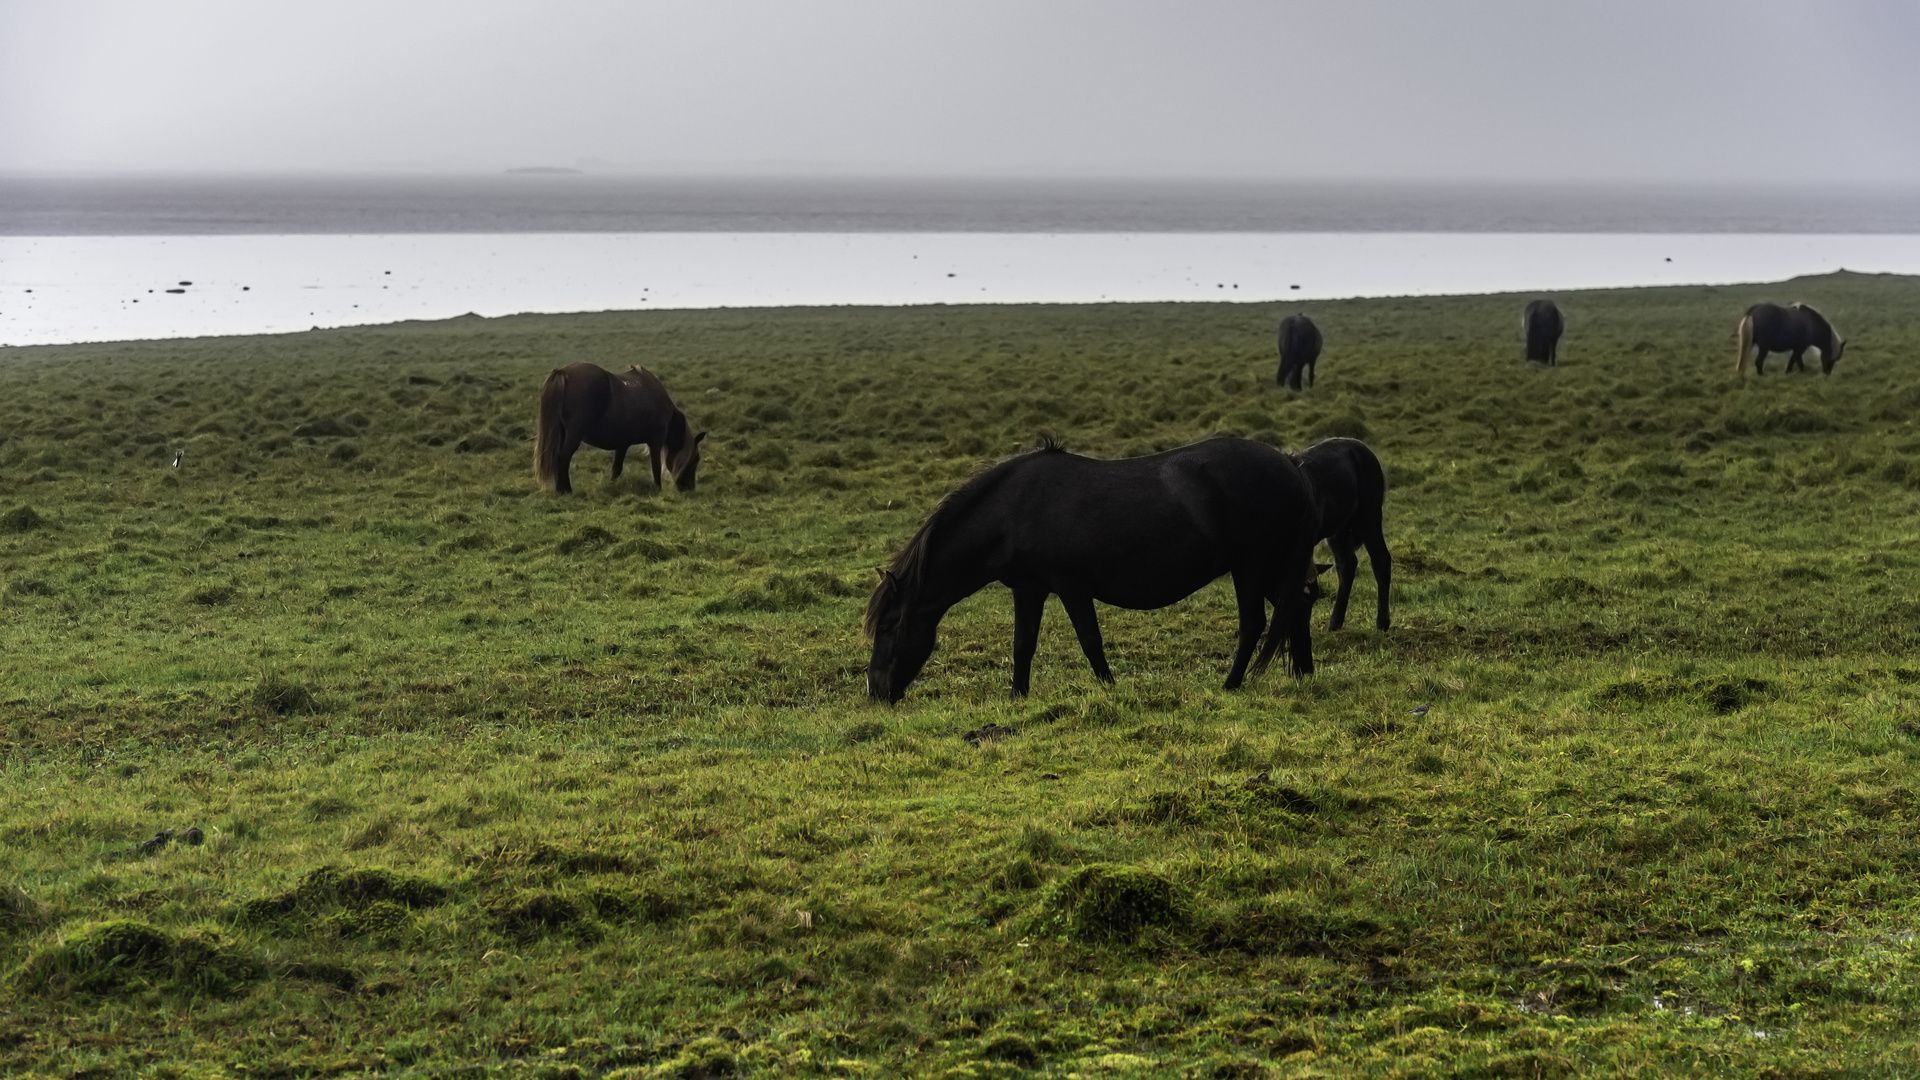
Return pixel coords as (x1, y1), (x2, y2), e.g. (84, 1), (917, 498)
(504, 166), (584, 175)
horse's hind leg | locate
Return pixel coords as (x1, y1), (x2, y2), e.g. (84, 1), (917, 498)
(1010, 587), (1046, 698)
(554, 428), (584, 494)
(1787, 349), (1806, 374)
(1326, 535), (1359, 631)
(1224, 577), (1271, 689)
(1058, 593), (1115, 685)
(610, 445), (628, 482)
(1365, 530), (1392, 632)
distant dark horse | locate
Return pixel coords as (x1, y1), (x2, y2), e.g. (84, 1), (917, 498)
(1294, 438), (1392, 632)
(1276, 315), (1323, 391)
(864, 437), (1323, 702)
(1522, 299), (1563, 365)
(534, 363), (706, 493)
(1736, 303), (1845, 375)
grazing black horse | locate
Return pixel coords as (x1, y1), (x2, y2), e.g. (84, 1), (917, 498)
(1276, 315), (1323, 391)
(1293, 438), (1392, 632)
(1522, 299), (1563, 365)
(863, 437), (1323, 702)
(1736, 302), (1845, 375)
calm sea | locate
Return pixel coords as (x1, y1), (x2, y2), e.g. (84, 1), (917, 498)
(5, 176), (1920, 347)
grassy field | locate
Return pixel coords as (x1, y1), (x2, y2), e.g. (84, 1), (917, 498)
(4, 271), (1920, 1077)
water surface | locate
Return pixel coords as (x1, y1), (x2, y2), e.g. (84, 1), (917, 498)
(6, 232), (1918, 348)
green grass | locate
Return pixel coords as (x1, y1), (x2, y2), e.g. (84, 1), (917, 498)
(5, 272), (1920, 1076)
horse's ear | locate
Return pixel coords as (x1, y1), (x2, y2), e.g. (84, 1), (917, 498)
(695, 430), (707, 445)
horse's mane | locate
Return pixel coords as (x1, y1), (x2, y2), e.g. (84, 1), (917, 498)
(1790, 303), (1838, 338)
(861, 438), (1067, 640)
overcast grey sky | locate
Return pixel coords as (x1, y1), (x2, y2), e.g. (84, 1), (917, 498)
(3, 0), (1917, 182)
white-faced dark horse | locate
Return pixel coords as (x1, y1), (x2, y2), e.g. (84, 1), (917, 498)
(1736, 303), (1845, 375)
(533, 363), (706, 493)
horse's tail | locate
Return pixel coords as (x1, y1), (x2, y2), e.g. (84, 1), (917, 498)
(533, 368), (568, 490)
(1734, 313), (1755, 374)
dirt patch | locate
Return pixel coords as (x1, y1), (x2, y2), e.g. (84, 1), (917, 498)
(962, 724), (1018, 746)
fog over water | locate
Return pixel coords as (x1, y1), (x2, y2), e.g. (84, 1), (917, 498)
(8, 177), (1920, 235)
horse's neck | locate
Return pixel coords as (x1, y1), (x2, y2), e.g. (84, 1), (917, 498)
(908, 533), (999, 616)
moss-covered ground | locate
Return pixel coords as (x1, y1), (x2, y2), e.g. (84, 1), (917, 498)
(4, 272), (1920, 1076)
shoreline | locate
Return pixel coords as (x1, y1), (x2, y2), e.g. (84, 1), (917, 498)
(5, 231), (1920, 349)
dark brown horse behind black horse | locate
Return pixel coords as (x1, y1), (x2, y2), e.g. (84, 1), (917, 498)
(1736, 303), (1845, 375)
(534, 363), (706, 493)
(1276, 314), (1323, 391)
(864, 437), (1323, 703)
(1522, 299), (1563, 365)
(1294, 437), (1392, 632)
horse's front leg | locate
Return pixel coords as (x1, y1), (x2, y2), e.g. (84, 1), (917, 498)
(610, 445), (628, 481)
(648, 443), (664, 489)
(1788, 349), (1806, 374)
(1057, 593), (1115, 685)
(1010, 587), (1046, 698)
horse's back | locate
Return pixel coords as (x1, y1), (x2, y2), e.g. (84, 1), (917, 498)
(983, 440), (1315, 595)
(1745, 302), (1794, 335)
(1295, 438), (1382, 538)
(549, 361), (616, 402)
(1746, 302), (1830, 345)
(1278, 315), (1321, 356)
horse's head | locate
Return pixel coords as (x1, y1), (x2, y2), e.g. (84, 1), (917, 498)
(864, 569), (936, 703)
(1292, 561), (1331, 627)
(664, 411), (707, 492)
(1823, 334), (1846, 374)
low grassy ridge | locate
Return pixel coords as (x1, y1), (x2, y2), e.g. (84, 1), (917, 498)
(4, 272), (1920, 1076)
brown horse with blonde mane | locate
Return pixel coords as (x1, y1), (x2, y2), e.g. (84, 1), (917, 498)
(533, 363), (706, 493)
